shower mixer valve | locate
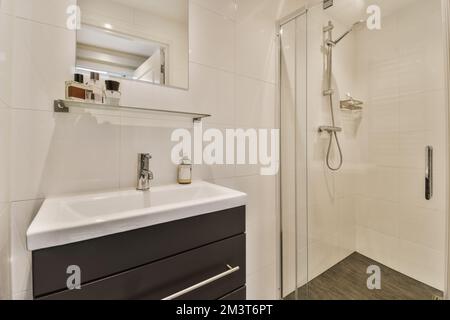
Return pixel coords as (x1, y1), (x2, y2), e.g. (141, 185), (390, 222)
(319, 126), (342, 134)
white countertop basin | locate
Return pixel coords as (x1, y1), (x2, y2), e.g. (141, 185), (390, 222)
(27, 181), (247, 251)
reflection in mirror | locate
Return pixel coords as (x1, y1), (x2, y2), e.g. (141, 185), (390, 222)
(76, 0), (189, 89)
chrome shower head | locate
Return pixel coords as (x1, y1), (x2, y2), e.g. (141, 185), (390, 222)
(330, 20), (365, 46)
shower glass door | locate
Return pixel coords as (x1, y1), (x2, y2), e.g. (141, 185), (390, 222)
(280, 10), (308, 300)
(281, 0), (448, 300)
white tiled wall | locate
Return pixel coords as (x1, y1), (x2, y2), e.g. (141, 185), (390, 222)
(0, 203), (11, 299)
(10, 200), (42, 299)
(0, 101), (11, 300)
(0, 0), (13, 300)
(0, 101), (10, 204)
(3, 0), (301, 300)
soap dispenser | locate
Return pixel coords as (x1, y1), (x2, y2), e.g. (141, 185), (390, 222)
(178, 156), (192, 185)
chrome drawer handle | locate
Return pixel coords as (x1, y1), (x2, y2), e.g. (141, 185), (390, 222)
(162, 265), (240, 300)
(426, 146), (433, 200)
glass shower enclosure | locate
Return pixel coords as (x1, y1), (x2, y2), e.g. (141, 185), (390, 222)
(279, 0), (449, 300)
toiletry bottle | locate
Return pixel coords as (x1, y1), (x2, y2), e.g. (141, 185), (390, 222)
(104, 80), (121, 106)
(178, 156), (192, 184)
(65, 74), (88, 101)
(88, 72), (104, 104)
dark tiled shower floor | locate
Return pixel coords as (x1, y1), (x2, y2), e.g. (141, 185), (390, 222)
(286, 253), (443, 300)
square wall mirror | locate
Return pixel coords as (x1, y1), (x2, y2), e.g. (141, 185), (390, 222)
(76, 0), (189, 89)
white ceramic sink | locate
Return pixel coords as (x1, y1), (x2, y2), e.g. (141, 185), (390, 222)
(27, 181), (247, 251)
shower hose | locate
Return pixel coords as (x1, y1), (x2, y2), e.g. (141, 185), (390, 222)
(326, 94), (343, 171)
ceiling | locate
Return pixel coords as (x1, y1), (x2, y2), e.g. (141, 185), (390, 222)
(110, 0), (188, 23)
(78, 25), (160, 57)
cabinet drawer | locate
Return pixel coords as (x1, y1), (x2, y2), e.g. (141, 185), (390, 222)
(39, 234), (246, 300)
(33, 206), (245, 298)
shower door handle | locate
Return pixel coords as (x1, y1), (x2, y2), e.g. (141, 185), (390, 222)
(425, 146), (433, 200)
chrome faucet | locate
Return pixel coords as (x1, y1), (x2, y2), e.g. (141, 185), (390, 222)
(137, 153), (154, 191)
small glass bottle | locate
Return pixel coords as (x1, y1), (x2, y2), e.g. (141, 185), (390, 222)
(178, 156), (192, 185)
(87, 72), (104, 104)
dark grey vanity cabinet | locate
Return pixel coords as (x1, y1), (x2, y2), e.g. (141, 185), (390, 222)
(32, 206), (246, 300)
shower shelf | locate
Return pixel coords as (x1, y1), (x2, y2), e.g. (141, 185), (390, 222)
(340, 96), (363, 111)
(53, 99), (211, 123)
